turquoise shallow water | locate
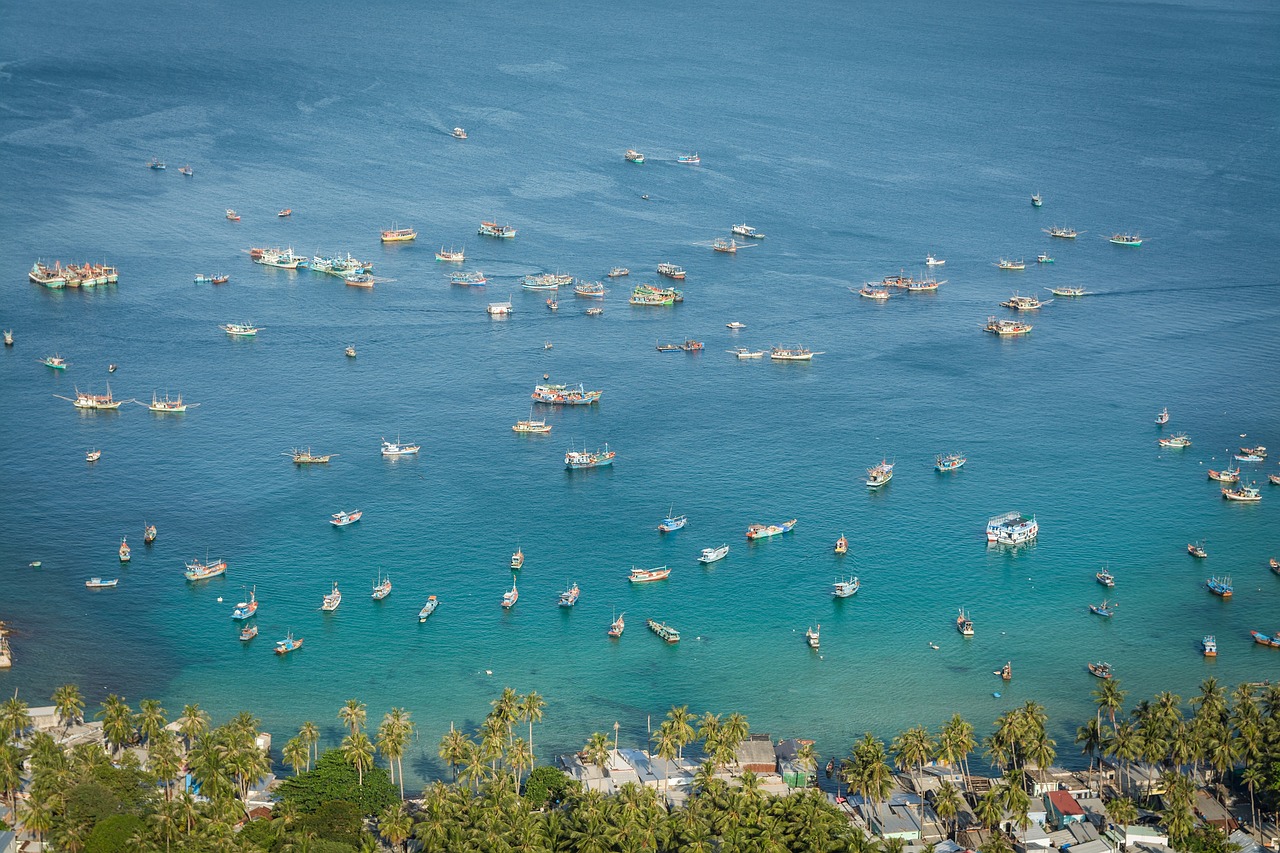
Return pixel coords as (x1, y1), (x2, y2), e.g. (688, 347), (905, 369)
(1, 0), (1278, 785)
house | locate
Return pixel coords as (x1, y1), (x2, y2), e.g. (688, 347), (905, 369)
(1045, 789), (1086, 829)
(1120, 825), (1169, 849)
(0, 831), (15, 853)
(1193, 790), (1239, 833)
(735, 735), (776, 774)
(862, 802), (923, 840)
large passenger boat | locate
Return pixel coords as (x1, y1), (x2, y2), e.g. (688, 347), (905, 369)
(656, 263), (686, 280)
(531, 383), (602, 405)
(380, 227), (417, 243)
(646, 619), (680, 642)
(986, 511), (1038, 545)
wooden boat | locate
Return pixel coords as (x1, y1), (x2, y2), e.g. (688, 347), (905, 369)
(277, 208), (292, 217)
(1036, 253), (1054, 264)
(832, 577), (860, 598)
(531, 383), (602, 405)
(320, 582), (342, 611)
(1222, 483), (1261, 502)
(144, 524), (157, 544)
(1043, 226), (1081, 238)
(330, 509), (362, 527)
(511, 548), (524, 570)
(436, 247), (465, 262)
(935, 453), (966, 472)
(834, 535), (848, 555)
(805, 625), (820, 649)
(185, 555), (227, 581)
(1088, 661), (1113, 679)
(712, 238), (740, 254)
(380, 227), (417, 243)
(1109, 233), (1142, 246)
(3, 330), (11, 346)
(1239, 445), (1267, 459)
(658, 509), (687, 532)
(1089, 600), (1115, 617)
(546, 298), (558, 311)
(86, 449), (101, 463)
(275, 632), (303, 654)
(1047, 286), (1092, 297)
(418, 596), (438, 622)
(1271, 475), (1280, 487)
(732, 224), (765, 239)
(240, 625), (258, 641)
(994, 661), (1012, 681)
(452, 127), (467, 139)
(1270, 557), (1279, 575)
(565, 445), (615, 469)
(746, 519), (797, 540)
(728, 347), (765, 359)
(1206, 576), (1232, 598)
(85, 577), (118, 588)
(1031, 193), (1042, 207)
(512, 409), (552, 434)
(140, 392), (198, 414)
(287, 448), (335, 464)
(996, 259), (1026, 270)
(984, 317), (1032, 336)
(225, 209), (240, 221)
(656, 263), (686, 280)
(1251, 630), (1280, 648)
(629, 566), (671, 583)
(1000, 292), (1048, 310)
(478, 221), (517, 238)
(381, 437), (420, 456)
(1188, 542), (1207, 558)
(1096, 568), (1115, 587)
(148, 158), (166, 170)
(681, 339), (703, 352)
(502, 577), (519, 608)
(855, 284), (891, 300)
(486, 300), (513, 316)
(726, 321), (747, 330)
(676, 153), (700, 164)
(371, 575), (392, 600)
(230, 586), (258, 620)
(345, 346), (357, 358)
(178, 165), (193, 176)
(647, 619), (680, 642)
(698, 544), (729, 565)
(770, 346), (822, 361)
(56, 385), (126, 411)
(344, 274), (374, 288)
(1158, 433), (1191, 448)
(1208, 467), (1240, 483)
(925, 254), (945, 266)
(624, 149), (644, 163)
(221, 323), (260, 337)
(558, 583), (580, 607)
(118, 537), (131, 563)
(450, 271), (487, 286)
(1202, 635), (1217, 657)
(585, 306), (603, 316)
(40, 354), (68, 369)
(956, 608), (974, 636)
(865, 459), (894, 489)
(607, 267), (630, 277)
(608, 612), (625, 637)
(1155, 407), (1169, 424)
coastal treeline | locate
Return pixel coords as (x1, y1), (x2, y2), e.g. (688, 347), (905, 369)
(0, 678), (1276, 851)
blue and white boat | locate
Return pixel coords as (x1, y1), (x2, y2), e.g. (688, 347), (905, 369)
(697, 544), (729, 564)
(1206, 576), (1233, 597)
(1089, 599), (1115, 618)
(935, 453), (967, 472)
(230, 586), (258, 620)
(558, 583), (580, 607)
(418, 595), (438, 622)
(986, 511), (1038, 545)
(85, 577), (119, 589)
(658, 509), (687, 532)
(832, 577), (860, 598)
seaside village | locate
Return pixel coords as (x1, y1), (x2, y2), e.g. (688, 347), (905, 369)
(1, 677), (1278, 853)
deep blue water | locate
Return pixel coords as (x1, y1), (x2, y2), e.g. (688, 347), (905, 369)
(1, 0), (1278, 785)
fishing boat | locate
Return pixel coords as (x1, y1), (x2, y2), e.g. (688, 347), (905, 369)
(1109, 234), (1142, 246)
(512, 409), (552, 434)
(418, 596), (438, 622)
(371, 575), (391, 600)
(856, 285), (891, 300)
(1089, 600), (1116, 618)
(1251, 631), (1280, 648)
(502, 577), (519, 608)
(866, 459), (894, 489)
(712, 238), (740, 254)
(656, 263), (686, 280)
(345, 345), (357, 358)
(631, 290), (675, 306)
(995, 662), (1012, 681)
(116, 536), (130, 562)
(57, 386), (125, 411)
(728, 347), (765, 359)
(698, 544), (729, 564)
(726, 321), (746, 330)
(1096, 568), (1115, 587)
(520, 274), (561, 291)
(1235, 453), (1265, 463)
(935, 453), (967, 472)
(3, 330), (11, 346)
(1044, 226), (1081, 238)
(452, 127), (467, 139)
(230, 587), (258, 620)
(330, 509), (362, 527)
(680, 339), (704, 352)
(986, 511), (1039, 545)
(344, 273), (374, 288)
(1222, 483), (1261, 502)
(320, 582), (342, 611)
(220, 323), (260, 337)
(240, 625), (258, 641)
(449, 271), (487, 286)
(624, 149), (644, 163)
(832, 577), (860, 598)
(658, 510), (687, 532)
(546, 298), (558, 311)
(770, 345), (821, 361)
(531, 383), (602, 405)
(185, 555), (227, 582)
(1155, 408), (1169, 424)
(676, 153), (700, 164)
(508, 547), (525, 571)
(1207, 467), (1240, 483)
(956, 608), (974, 637)
(607, 267), (630, 277)
(574, 280), (606, 298)
(1158, 433), (1192, 448)
(647, 619), (680, 642)
(144, 524), (157, 544)
(1239, 445), (1268, 459)
(731, 224), (765, 239)
(148, 158), (165, 170)
(996, 259), (1026, 270)
(984, 316), (1033, 336)
(1000, 292), (1048, 310)
(178, 165), (193, 176)
(381, 437), (421, 456)
(1271, 557), (1279, 575)
(1202, 635), (1217, 657)
(629, 566), (671, 583)
(558, 583), (580, 607)
(925, 254), (945, 266)
(194, 274), (229, 284)
(746, 519), (797, 540)
(1271, 475), (1280, 486)
(140, 392), (198, 414)
(380, 227), (417, 243)
(608, 612), (625, 637)
(565, 445), (615, 469)
(287, 448), (335, 464)
(40, 354), (68, 369)
(436, 247), (465, 262)
(85, 577), (119, 588)
(1036, 253), (1054, 264)
(1031, 193), (1042, 207)
(834, 535), (848, 555)
(478, 220), (517, 238)
(277, 208), (292, 217)
(256, 248), (309, 269)
(275, 632), (303, 655)
(1206, 576), (1232, 598)
(805, 625), (820, 649)
(86, 449), (101, 463)
(225, 210), (240, 221)
(1047, 286), (1092, 297)
(1088, 661), (1113, 679)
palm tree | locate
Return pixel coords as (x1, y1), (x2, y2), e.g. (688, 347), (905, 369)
(1076, 717), (1104, 791)
(340, 731), (374, 786)
(654, 721), (678, 794)
(584, 731), (611, 770)
(1240, 764), (1264, 833)
(51, 684), (85, 733)
(137, 698), (167, 746)
(458, 741), (489, 792)
(378, 801), (413, 853)
(0, 693), (31, 743)
(696, 712), (722, 767)
(178, 703), (210, 750)
(282, 737), (308, 776)
(491, 686), (521, 745)
(508, 736), (533, 789)
(934, 779), (962, 839)
(149, 729), (182, 801)
(298, 720), (319, 770)
(0, 745), (22, 810)
(520, 691), (545, 765)
(1093, 678), (1127, 734)
(938, 714), (976, 788)
(975, 786), (1005, 830)
(97, 694), (135, 756)
(338, 698), (366, 737)
(377, 708), (414, 798)
(665, 705), (696, 760)
(1105, 796), (1138, 828)
(795, 741), (818, 788)
(722, 712), (750, 751)
(438, 723), (471, 782)
(16, 793), (55, 845)
(892, 725), (936, 798)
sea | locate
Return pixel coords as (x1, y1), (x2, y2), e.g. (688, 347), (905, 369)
(1, 0), (1278, 787)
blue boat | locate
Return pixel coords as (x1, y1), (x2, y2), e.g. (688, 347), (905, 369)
(658, 509), (687, 532)
(230, 586), (258, 620)
(1206, 576), (1233, 598)
(1088, 599), (1115, 618)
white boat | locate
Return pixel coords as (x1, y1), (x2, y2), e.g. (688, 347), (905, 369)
(805, 625), (820, 649)
(925, 255), (945, 266)
(726, 321), (746, 330)
(832, 576), (860, 598)
(986, 511), (1038, 545)
(436, 247), (465, 262)
(956, 608), (974, 636)
(728, 347), (765, 359)
(731, 224), (765, 239)
(418, 596), (438, 622)
(452, 127), (467, 139)
(381, 437), (421, 456)
(487, 300), (513, 316)
(371, 575), (392, 600)
(698, 544), (729, 564)
(330, 509), (362, 527)
(221, 323), (260, 337)
(865, 459), (894, 489)
(770, 345), (822, 361)
(321, 582), (342, 612)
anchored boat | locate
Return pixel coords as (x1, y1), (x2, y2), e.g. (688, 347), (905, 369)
(987, 511), (1038, 545)
(698, 544), (729, 564)
(866, 460), (894, 489)
(320, 582), (342, 611)
(185, 555), (227, 582)
(832, 577), (860, 598)
(647, 619), (680, 642)
(746, 519), (797, 540)
(565, 445), (615, 469)
(935, 453), (967, 472)
(419, 596), (439, 622)
(956, 608), (974, 636)
(230, 587), (258, 620)
(629, 566), (670, 583)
